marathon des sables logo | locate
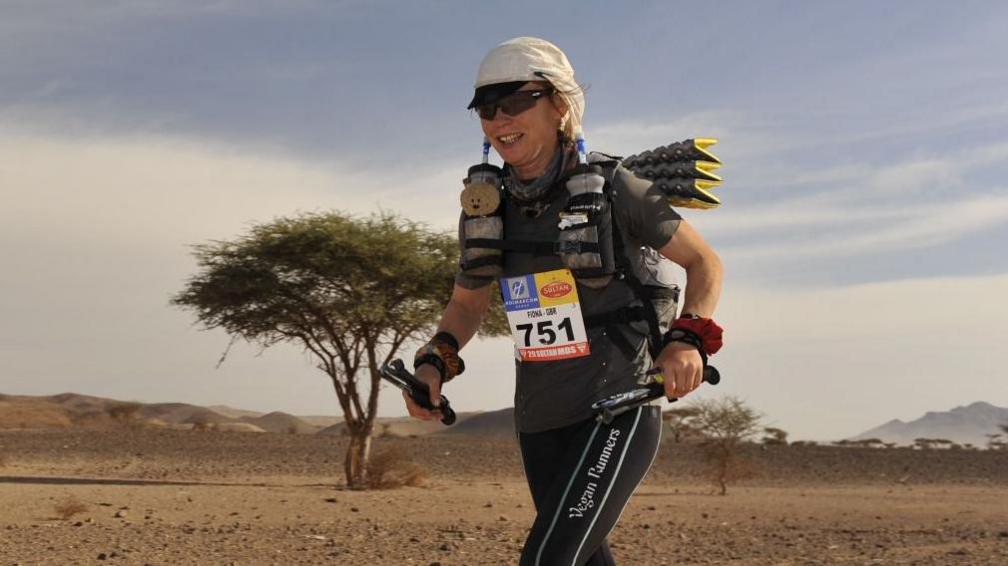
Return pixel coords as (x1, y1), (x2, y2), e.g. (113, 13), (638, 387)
(539, 281), (572, 299)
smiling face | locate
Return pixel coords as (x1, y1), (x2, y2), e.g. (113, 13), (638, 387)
(480, 81), (567, 180)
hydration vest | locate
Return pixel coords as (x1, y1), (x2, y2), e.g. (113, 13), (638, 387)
(459, 152), (680, 359)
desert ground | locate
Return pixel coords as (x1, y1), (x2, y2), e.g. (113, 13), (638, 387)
(2, 427), (1007, 566)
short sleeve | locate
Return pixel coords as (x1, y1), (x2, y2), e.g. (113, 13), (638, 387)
(454, 211), (494, 290)
(611, 165), (682, 249)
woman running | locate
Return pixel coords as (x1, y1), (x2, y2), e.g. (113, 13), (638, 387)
(404, 36), (724, 566)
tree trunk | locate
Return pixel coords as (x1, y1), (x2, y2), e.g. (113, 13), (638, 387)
(345, 430), (373, 489)
(716, 444), (729, 495)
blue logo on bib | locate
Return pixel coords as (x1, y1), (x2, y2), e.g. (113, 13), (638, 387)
(501, 275), (539, 311)
(510, 279), (528, 300)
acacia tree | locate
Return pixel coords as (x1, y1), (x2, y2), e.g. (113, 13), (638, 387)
(661, 406), (700, 443)
(171, 211), (505, 487)
(689, 396), (761, 495)
(987, 433), (1006, 451)
(760, 427), (789, 446)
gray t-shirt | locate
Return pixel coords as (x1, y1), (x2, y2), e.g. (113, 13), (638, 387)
(457, 165), (682, 433)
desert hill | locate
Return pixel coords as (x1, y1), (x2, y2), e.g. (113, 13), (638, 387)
(0, 392), (501, 436)
(438, 407), (515, 436)
(240, 411), (317, 434)
(851, 401), (1008, 446)
(9, 392), (1008, 446)
(48, 392), (118, 413)
(206, 405), (264, 419)
(318, 412), (487, 437)
(0, 395), (74, 429)
(0, 393), (317, 433)
(141, 402), (235, 426)
(294, 415), (342, 428)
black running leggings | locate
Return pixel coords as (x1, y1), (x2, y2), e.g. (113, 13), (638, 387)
(518, 405), (662, 566)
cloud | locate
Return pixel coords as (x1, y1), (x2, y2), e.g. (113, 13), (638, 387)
(0, 132), (468, 413)
(2, 2), (1008, 444)
(714, 273), (1008, 440)
(592, 108), (1008, 264)
(1, 131), (1005, 442)
(0, 133), (464, 247)
(730, 195), (1008, 260)
(717, 140), (1008, 259)
(591, 110), (747, 155)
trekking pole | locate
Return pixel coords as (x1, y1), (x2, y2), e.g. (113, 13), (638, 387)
(380, 359), (457, 425)
(591, 366), (721, 425)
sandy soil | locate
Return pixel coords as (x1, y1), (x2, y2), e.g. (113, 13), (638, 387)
(2, 429), (1007, 565)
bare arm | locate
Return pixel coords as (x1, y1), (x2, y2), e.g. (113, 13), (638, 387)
(653, 220), (723, 399)
(657, 220), (723, 317)
(436, 283), (494, 349)
(406, 282), (494, 420)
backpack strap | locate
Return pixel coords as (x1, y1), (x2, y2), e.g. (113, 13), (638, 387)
(594, 156), (665, 359)
(463, 238), (601, 255)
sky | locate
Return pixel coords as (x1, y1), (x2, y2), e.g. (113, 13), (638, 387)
(2, 0), (1007, 440)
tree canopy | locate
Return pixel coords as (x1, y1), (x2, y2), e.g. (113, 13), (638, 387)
(171, 210), (507, 486)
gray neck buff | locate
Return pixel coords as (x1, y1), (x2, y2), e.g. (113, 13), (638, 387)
(503, 143), (567, 205)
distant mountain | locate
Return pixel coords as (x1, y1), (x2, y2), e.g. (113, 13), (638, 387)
(142, 402), (234, 425)
(439, 407), (515, 437)
(1, 391), (519, 437)
(0, 392), (329, 433)
(0, 395), (73, 429)
(207, 405), (264, 419)
(319, 412), (486, 437)
(206, 404), (340, 427)
(240, 411), (316, 434)
(297, 415), (342, 428)
(851, 401), (1008, 446)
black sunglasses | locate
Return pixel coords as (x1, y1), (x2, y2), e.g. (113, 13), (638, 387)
(476, 89), (553, 120)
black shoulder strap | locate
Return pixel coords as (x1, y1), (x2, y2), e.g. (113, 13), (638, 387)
(599, 160), (665, 359)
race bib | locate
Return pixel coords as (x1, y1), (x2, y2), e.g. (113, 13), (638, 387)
(500, 269), (591, 362)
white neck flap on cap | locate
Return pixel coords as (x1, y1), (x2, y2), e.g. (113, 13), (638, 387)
(474, 37), (585, 135)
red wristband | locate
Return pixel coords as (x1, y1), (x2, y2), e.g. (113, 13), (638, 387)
(671, 317), (723, 355)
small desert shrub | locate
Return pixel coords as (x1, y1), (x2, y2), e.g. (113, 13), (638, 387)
(689, 396), (762, 495)
(761, 427), (789, 446)
(53, 496), (88, 520)
(365, 448), (427, 489)
(287, 424), (299, 435)
(701, 447), (759, 493)
(662, 407), (701, 443)
(191, 417), (216, 432)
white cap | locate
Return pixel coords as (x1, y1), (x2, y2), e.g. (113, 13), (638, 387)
(473, 37), (585, 135)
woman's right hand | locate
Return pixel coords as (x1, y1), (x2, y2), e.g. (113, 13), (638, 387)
(403, 363), (443, 421)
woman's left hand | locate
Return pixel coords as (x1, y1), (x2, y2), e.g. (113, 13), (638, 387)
(652, 342), (704, 399)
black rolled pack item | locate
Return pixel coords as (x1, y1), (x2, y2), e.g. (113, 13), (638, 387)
(621, 138), (724, 210)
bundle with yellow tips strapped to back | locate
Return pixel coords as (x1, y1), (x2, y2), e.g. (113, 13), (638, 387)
(620, 138), (723, 209)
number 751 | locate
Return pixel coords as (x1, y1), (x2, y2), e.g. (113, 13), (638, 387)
(515, 318), (574, 346)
